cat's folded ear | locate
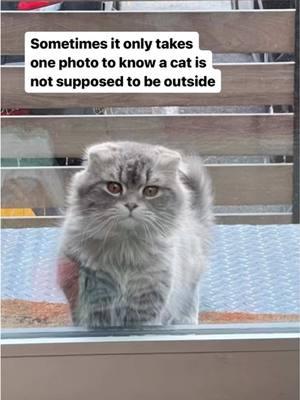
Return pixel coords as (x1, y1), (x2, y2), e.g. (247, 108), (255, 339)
(85, 142), (119, 170)
(156, 147), (182, 170)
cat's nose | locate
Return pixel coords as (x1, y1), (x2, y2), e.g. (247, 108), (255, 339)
(125, 202), (138, 212)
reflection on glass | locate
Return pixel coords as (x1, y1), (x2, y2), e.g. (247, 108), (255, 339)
(1, 0), (299, 331)
(1, 139), (300, 329)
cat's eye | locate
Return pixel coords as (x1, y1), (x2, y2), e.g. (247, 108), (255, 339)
(143, 186), (159, 197)
(107, 182), (122, 195)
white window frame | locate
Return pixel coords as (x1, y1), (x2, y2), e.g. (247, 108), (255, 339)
(2, 323), (299, 400)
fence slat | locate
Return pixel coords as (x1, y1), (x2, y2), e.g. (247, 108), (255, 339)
(1, 10), (295, 54)
(1, 212), (293, 228)
(1, 164), (293, 208)
(1, 63), (294, 108)
(1, 216), (63, 228)
(216, 213), (292, 225)
(2, 114), (294, 157)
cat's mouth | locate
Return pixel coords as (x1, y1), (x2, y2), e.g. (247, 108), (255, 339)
(126, 215), (137, 221)
(118, 214), (140, 228)
(120, 214), (136, 221)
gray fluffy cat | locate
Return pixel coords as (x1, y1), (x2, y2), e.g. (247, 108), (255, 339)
(59, 141), (213, 327)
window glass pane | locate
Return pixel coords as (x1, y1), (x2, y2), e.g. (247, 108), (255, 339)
(1, 0), (299, 335)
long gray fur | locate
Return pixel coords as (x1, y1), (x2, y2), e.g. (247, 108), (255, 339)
(60, 141), (214, 327)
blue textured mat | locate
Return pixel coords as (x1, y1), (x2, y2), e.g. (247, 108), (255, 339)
(1, 225), (300, 314)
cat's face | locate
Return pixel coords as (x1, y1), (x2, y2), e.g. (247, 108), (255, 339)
(72, 142), (186, 240)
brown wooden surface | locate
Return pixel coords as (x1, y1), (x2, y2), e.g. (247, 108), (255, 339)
(2, 113), (294, 157)
(1, 63), (294, 108)
(1, 217), (63, 229)
(1, 164), (293, 208)
(1, 10), (294, 54)
(216, 213), (292, 225)
(1, 212), (292, 228)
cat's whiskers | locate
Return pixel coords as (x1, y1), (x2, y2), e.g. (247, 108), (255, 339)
(144, 211), (176, 238)
(72, 212), (119, 242)
(142, 221), (155, 250)
(145, 218), (168, 239)
(142, 211), (168, 237)
(102, 217), (119, 247)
